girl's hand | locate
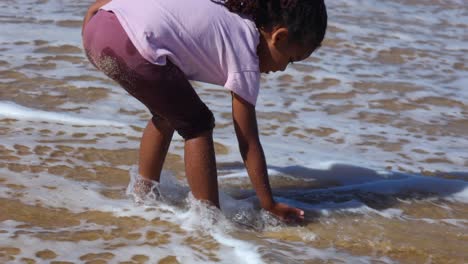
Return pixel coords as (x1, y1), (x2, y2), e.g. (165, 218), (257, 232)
(266, 202), (304, 223)
(82, 0), (111, 36)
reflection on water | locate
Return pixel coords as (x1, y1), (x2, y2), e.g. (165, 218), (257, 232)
(1, 0), (467, 263)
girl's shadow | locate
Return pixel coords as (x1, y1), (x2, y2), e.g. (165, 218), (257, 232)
(218, 162), (468, 223)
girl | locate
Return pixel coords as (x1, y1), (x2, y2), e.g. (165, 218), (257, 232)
(82, 0), (327, 222)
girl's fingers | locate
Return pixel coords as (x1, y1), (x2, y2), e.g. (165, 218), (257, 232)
(288, 207), (304, 221)
(279, 207), (304, 223)
(269, 203), (304, 223)
(295, 208), (305, 219)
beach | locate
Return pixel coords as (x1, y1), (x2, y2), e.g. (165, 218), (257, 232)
(1, 0), (467, 263)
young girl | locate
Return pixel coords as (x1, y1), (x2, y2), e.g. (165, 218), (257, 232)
(82, 0), (327, 222)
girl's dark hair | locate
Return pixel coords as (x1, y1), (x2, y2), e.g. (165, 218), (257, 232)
(215, 0), (327, 48)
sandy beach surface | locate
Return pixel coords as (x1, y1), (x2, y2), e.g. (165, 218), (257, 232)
(1, 0), (467, 263)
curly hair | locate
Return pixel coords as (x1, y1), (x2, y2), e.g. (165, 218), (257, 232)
(213, 0), (327, 48)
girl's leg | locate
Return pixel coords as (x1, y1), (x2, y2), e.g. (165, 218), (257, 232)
(139, 118), (174, 182)
(184, 130), (219, 208)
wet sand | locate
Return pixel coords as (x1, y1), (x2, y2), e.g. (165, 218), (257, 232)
(1, 0), (467, 263)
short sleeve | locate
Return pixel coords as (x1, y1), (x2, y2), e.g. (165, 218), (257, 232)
(224, 71), (260, 106)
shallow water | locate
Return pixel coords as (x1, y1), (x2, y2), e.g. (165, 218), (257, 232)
(1, 0), (467, 263)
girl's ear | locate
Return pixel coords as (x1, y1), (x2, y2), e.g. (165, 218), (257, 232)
(271, 27), (289, 48)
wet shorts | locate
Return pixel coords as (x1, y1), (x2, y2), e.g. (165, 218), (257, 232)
(82, 10), (215, 140)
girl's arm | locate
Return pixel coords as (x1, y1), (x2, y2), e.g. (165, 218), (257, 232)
(231, 93), (304, 222)
(82, 0), (111, 35)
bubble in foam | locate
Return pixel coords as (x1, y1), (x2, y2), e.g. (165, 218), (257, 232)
(126, 166), (161, 205)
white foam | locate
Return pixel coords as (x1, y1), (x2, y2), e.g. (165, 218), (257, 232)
(448, 186), (468, 203)
(0, 101), (126, 127)
(257, 239), (397, 264)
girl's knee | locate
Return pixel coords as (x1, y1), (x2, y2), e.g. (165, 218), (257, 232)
(176, 109), (215, 140)
(151, 116), (174, 134)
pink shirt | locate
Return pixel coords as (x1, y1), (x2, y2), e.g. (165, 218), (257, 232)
(101, 0), (261, 105)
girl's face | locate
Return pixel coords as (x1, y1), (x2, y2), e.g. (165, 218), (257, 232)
(257, 27), (315, 74)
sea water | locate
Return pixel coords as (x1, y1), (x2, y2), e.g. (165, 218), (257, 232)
(0, 0), (467, 263)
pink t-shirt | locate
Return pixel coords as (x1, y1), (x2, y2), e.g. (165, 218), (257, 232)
(101, 0), (261, 105)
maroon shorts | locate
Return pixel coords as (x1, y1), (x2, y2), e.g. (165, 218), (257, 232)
(82, 10), (214, 140)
